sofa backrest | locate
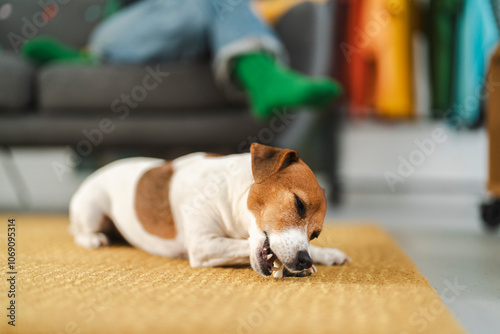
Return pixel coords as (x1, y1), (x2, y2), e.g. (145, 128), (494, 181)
(0, 0), (107, 53)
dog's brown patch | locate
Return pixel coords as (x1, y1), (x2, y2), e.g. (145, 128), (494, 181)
(135, 162), (177, 239)
(247, 143), (326, 236)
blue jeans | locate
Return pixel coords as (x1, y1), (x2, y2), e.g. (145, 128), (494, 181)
(89, 0), (286, 92)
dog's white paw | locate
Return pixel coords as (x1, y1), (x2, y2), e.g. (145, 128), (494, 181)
(312, 247), (351, 266)
(75, 233), (109, 249)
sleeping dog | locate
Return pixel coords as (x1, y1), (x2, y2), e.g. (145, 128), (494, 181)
(70, 143), (350, 277)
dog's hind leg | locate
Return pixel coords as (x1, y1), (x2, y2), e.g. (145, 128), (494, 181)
(69, 188), (112, 249)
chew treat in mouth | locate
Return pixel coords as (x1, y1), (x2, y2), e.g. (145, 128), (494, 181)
(271, 259), (317, 277)
(272, 258), (285, 278)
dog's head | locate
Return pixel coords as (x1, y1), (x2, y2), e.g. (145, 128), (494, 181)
(247, 143), (326, 277)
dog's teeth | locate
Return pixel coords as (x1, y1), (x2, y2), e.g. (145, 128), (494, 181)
(312, 265), (317, 273)
(267, 253), (273, 260)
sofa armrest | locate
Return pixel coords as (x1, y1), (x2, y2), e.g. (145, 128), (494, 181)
(274, 1), (333, 76)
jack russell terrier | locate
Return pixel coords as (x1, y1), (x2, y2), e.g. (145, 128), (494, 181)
(70, 143), (350, 277)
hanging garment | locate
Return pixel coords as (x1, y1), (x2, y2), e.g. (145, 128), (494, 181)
(346, 0), (414, 119)
(428, 0), (464, 118)
(331, 0), (352, 104)
(412, 0), (431, 119)
(453, 0), (499, 128)
(492, 0), (500, 29)
(486, 43), (500, 196)
(345, 0), (372, 117)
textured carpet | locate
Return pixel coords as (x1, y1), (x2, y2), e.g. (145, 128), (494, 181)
(0, 215), (463, 334)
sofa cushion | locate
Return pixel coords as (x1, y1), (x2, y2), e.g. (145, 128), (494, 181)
(0, 0), (107, 53)
(38, 61), (246, 115)
(0, 51), (35, 111)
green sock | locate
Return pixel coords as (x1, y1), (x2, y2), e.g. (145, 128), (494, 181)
(22, 36), (96, 65)
(233, 53), (343, 120)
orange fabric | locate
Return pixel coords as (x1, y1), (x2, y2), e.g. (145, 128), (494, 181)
(255, 0), (328, 24)
(347, 0), (414, 119)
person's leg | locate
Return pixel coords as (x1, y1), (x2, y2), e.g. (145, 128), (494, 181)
(90, 0), (209, 63)
(23, 0), (209, 65)
(22, 0), (129, 65)
(207, 0), (343, 120)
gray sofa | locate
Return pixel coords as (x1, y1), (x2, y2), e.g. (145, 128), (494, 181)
(0, 0), (342, 202)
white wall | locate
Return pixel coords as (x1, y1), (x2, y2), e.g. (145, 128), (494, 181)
(339, 120), (487, 195)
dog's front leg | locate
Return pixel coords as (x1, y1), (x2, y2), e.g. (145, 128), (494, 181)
(309, 245), (351, 266)
(187, 236), (250, 268)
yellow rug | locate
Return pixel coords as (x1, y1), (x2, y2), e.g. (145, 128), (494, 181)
(0, 215), (464, 334)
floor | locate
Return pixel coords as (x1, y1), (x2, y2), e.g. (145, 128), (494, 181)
(326, 193), (500, 334)
(1, 121), (498, 333)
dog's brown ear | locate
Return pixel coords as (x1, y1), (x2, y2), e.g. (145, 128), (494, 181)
(250, 143), (299, 183)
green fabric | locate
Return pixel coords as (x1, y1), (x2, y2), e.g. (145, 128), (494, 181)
(233, 53), (342, 120)
(429, 0), (464, 118)
(21, 36), (96, 66)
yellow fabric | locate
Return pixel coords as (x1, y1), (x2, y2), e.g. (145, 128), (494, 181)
(365, 0), (414, 118)
(0, 215), (464, 334)
(256, 0), (328, 24)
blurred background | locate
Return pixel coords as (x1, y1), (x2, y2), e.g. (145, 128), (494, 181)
(0, 0), (499, 333)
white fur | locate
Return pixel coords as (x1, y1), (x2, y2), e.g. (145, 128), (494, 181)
(269, 228), (309, 267)
(70, 157), (186, 258)
(70, 153), (350, 276)
(309, 246), (351, 265)
(269, 228), (351, 269)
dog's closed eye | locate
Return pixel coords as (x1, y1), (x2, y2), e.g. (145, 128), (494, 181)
(310, 231), (320, 240)
(294, 193), (306, 217)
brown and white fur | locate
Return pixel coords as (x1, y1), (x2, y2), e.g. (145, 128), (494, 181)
(69, 143), (350, 277)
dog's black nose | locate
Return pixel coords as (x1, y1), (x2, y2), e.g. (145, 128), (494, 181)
(297, 250), (313, 270)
